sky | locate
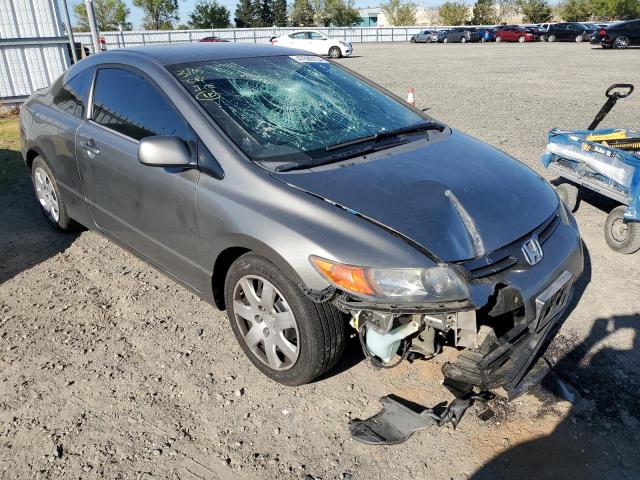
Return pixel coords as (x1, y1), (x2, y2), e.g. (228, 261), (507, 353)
(67, 0), (441, 29)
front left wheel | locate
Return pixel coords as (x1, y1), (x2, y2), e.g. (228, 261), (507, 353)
(328, 46), (342, 58)
(224, 253), (346, 385)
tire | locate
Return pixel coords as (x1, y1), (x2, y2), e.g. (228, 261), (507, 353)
(495, 36), (502, 43)
(613, 35), (629, 49)
(443, 37), (448, 43)
(461, 37), (467, 43)
(224, 253), (346, 385)
(328, 46), (341, 58)
(548, 34), (556, 42)
(604, 206), (640, 254)
(518, 35), (525, 43)
(575, 35), (583, 42)
(555, 182), (579, 213)
(31, 156), (74, 231)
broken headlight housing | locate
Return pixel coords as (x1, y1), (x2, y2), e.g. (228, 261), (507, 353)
(310, 256), (469, 302)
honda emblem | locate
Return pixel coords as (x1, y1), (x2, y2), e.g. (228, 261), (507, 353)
(522, 238), (543, 266)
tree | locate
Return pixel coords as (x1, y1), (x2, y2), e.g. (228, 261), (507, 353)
(495, 0), (519, 21)
(272, 0), (288, 25)
(589, 0), (639, 20)
(189, 0), (231, 28)
(438, 1), (469, 24)
(133, 0), (179, 30)
(471, 0), (496, 24)
(559, 0), (590, 21)
(518, 0), (552, 22)
(291, 0), (315, 25)
(234, 0), (259, 26)
(73, 0), (131, 31)
(324, 0), (360, 26)
(380, 0), (418, 26)
(259, 0), (274, 25)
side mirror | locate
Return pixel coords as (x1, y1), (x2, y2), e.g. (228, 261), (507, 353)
(138, 135), (194, 168)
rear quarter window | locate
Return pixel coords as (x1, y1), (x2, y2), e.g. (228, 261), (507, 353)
(52, 68), (93, 119)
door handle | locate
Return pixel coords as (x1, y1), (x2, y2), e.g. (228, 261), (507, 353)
(81, 139), (100, 156)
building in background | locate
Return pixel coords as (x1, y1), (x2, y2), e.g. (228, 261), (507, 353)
(357, 5), (441, 27)
(0, 0), (71, 102)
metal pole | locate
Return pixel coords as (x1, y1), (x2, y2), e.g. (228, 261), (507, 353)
(85, 0), (101, 54)
(61, 0), (78, 63)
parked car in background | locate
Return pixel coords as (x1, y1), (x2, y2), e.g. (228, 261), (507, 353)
(537, 23), (551, 35)
(443, 28), (479, 43)
(199, 36), (229, 43)
(545, 22), (595, 42)
(478, 28), (496, 42)
(437, 29), (450, 43)
(271, 30), (352, 58)
(592, 20), (640, 49)
(495, 26), (539, 42)
(410, 30), (439, 43)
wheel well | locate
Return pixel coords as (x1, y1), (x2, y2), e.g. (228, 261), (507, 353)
(212, 247), (250, 310)
(26, 149), (39, 172)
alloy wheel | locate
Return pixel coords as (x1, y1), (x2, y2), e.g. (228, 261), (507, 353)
(614, 36), (629, 49)
(518, 36), (525, 43)
(34, 167), (60, 223)
(232, 275), (300, 371)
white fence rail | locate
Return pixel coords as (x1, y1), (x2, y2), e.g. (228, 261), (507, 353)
(74, 26), (470, 53)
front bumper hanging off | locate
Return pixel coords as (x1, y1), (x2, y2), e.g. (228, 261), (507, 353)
(442, 271), (574, 397)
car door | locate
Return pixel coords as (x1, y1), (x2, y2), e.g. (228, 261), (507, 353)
(75, 66), (202, 288)
(308, 31), (328, 54)
(629, 20), (640, 43)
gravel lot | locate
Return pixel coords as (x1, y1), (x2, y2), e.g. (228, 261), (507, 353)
(1, 42), (639, 480)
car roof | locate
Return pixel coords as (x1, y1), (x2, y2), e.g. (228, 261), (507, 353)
(95, 43), (311, 66)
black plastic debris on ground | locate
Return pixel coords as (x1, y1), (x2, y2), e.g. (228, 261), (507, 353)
(349, 393), (489, 445)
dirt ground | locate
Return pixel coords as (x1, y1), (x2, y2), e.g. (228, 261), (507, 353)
(1, 42), (639, 480)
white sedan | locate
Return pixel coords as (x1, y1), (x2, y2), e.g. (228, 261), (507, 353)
(270, 30), (352, 58)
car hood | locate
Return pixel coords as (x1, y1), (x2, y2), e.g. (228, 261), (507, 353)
(273, 130), (558, 262)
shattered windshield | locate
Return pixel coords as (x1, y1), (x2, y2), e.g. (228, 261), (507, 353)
(168, 55), (426, 165)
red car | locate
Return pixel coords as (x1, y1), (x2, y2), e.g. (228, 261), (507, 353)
(495, 26), (539, 43)
(199, 36), (229, 43)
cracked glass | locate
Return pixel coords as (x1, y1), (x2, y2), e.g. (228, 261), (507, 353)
(168, 55), (424, 165)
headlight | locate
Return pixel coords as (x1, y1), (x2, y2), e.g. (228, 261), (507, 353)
(556, 192), (572, 225)
(309, 256), (469, 302)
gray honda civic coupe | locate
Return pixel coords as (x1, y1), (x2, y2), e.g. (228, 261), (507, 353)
(20, 43), (583, 394)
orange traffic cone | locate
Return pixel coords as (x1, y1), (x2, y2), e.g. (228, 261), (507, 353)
(407, 87), (415, 106)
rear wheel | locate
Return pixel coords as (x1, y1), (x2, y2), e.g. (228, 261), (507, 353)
(575, 34), (583, 42)
(613, 35), (629, 49)
(556, 182), (579, 212)
(461, 37), (467, 43)
(31, 157), (74, 231)
(224, 253), (346, 385)
(518, 35), (525, 43)
(495, 36), (502, 43)
(328, 46), (341, 58)
(548, 34), (556, 42)
(604, 206), (640, 254)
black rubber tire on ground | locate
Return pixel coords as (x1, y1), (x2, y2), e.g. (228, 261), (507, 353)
(224, 253), (346, 385)
(518, 35), (525, 43)
(31, 156), (75, 231)
(556, 182), (579, 213)
(604, 206), (640, 254)
(548, 34), (556, 42)
(461, 37), (467, 43)
(575, 34), (583, 42)
(495, 36), (502, 43)
(328, 46), (342, 58)
(613, 35), (629, 49)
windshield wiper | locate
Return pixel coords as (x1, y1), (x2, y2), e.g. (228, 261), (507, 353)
(275, 139), (409, 172)
(326, 121), (446, 152)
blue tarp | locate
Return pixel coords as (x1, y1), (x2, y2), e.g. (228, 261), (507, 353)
(540, 128), (640, 221)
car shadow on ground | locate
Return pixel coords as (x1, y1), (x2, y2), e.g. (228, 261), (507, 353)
(472, 311), (640, 479)
(0, 148), (79, 284)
